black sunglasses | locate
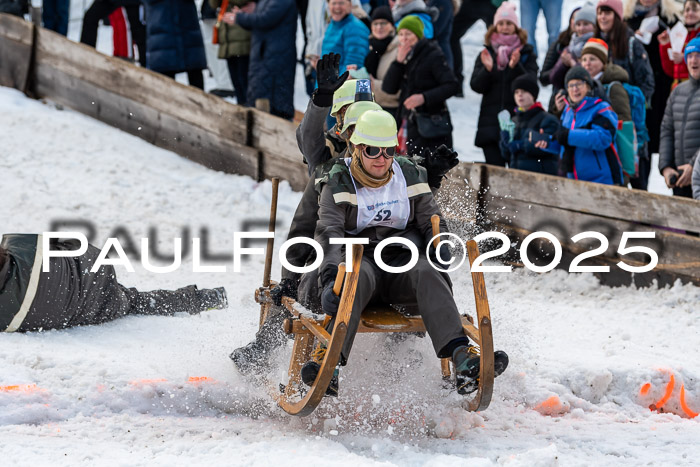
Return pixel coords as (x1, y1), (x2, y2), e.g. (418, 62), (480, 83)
(363, 145), (396, 159)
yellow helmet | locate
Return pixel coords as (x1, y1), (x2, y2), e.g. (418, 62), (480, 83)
(339, 101), (383, 135)
(331, 79), (358, 117)
(349, 110), (398, 147)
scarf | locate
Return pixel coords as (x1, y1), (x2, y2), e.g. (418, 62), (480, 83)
(569, 31), (595, 59)
(634, 2), (659, 18)
(349, 147), (393, 188)
(490, 33), (522, 70)
(516, 102), (544, 113)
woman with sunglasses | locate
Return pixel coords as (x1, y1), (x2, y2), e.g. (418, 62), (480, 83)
(304, 109), (509, 396)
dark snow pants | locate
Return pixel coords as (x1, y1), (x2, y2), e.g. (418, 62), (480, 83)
(18, 243), (202, 332)
(335, 251), (466, 364)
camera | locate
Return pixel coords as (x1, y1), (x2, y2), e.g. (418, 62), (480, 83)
(669, 168), (684, 185)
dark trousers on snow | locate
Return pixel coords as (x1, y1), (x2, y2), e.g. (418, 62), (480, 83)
(18, 242), (207, 332)
(19, 283), (204, 332)
(334, 252), (467, 364)
(226, 55), (250, 106)
(80, 0), (146, 66)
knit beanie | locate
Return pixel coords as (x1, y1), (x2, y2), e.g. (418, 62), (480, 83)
(685, 36), (700, 63)
(493, 1), (520, 29)
(581, 38), (609, 65)
(511, 73), (540, 99)
(396, 15), (424, 40)
(371, 5), (393, 24)
(574, 1), (597, 25)
(597, 0), (623, 19)
(565, 65), (594, 89)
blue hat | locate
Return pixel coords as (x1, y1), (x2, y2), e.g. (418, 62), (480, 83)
(685, 37), (700, 64)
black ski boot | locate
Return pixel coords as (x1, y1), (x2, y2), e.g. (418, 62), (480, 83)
(300, 344), (339, 397)
(196, 287), (228, 312)
(452, 345), (509, 395)
(231, 306), (292, 375)
(231, 338), (271, 375)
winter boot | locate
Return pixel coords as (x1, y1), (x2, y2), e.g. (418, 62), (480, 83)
(230, 306), (292, 375)
(230, 338), (274, 375)
(452, 345), (509, 395)
(300, 343), (339, 397)
(196, 287), (228, 312)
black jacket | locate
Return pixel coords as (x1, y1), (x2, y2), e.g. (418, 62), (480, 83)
(0, 234), (131, 332)
(470, 43), (539, 148)
(539, 38), (567, 112)
(0, 0), (27, 16)
(500, 103), (560, 166)
(598, 28), (655, 101)
(382, 38), (459, 121)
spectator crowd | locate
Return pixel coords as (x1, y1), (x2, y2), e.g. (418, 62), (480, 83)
(3, 0), (700, 200)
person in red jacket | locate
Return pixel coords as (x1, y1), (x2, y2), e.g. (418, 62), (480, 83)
(659, 0), (700, 88)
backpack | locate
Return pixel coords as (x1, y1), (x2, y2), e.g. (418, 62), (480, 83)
(603, 81), (649, 177)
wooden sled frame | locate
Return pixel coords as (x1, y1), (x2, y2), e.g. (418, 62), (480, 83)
(254, 179), (495, 417)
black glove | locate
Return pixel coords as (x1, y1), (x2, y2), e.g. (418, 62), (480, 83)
(269, 278), (298, 306)
(428, 241), (453, 271)
(312, 53), (350, 108)
(554, 127), (570, 146)
(321, 283), (341, 316)
(420, 145), (459, 189)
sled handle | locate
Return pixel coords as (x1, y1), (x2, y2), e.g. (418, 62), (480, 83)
(431, 214), (440, 248)
(332, 263), (346, 296)
(262, 177), (280, 288)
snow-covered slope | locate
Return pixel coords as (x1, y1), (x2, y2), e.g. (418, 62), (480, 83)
(2, 81), (699, 465)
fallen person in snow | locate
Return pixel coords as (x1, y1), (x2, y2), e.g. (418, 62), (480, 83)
(0, 233), (228, 332)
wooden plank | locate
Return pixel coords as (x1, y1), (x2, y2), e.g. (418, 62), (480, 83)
(298, 314), (330, 345)
(466, 163), (700, 234)
(484, 195), (700, 287)
(33, 26), (248, 144)
(33, 62), (259, 177)
(0, 13), (34, 92)
(250, 108), (308, 191)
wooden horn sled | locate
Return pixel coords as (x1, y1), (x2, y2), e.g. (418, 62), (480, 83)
(254, 189), (496, 416)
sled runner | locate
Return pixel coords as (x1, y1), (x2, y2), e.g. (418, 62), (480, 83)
(254, 179), (495, 417)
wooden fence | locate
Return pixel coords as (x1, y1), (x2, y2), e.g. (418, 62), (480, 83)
(2, 13), (698, 287)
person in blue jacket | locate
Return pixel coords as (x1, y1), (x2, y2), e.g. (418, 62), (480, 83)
(548, 66), (623, 186)
(322, 0), (370, 75)
(142, 0), (207, 88)
(233, 0), (298, 120)
(321, 0), (369, 127)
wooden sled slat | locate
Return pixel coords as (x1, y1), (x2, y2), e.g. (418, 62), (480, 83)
(277, 244), (364, 416)
(462, 239), (495, 412)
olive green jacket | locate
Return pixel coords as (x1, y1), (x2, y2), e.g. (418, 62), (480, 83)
(210, 0), (251, 58)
